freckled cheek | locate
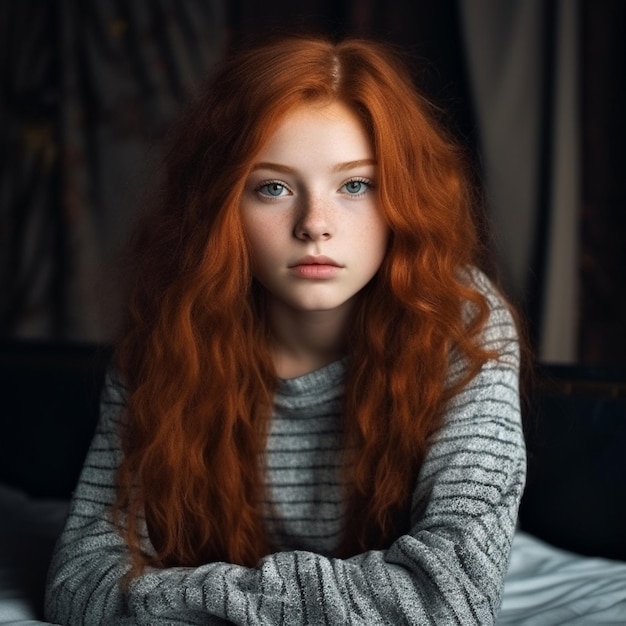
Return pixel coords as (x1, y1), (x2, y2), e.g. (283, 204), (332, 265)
(243, 216), (288, 271)
(360, 214), (390, 252)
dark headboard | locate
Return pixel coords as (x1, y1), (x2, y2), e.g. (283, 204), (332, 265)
(0, 341), (112, 498)
(519, 364), (626, 561)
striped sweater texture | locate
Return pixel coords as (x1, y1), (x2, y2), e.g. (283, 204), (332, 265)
(45, 271), (526, 625)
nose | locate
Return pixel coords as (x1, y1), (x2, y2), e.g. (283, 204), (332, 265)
(293, 194), (333, 241)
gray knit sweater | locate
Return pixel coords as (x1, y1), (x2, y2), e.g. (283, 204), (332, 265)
(44, 271), (525, 625)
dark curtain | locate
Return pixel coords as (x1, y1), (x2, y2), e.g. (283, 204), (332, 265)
(1, 2), (62, 338)
(1, 0), (225, 341)
(579, 0), (626, 366)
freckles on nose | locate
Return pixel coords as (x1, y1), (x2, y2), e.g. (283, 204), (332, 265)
(295, 197), (334, 238)
(301, 193), (334, 221)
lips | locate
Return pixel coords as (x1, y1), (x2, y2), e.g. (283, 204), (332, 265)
(288, 255), (343, 279)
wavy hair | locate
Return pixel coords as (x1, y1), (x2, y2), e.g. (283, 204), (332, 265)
(114, 35), (501, 572)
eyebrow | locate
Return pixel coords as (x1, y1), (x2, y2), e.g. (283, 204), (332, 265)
(332, 159), (377, 173)
(251, 159), (377, 174)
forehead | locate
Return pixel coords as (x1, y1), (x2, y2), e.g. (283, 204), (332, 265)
(256, 101), (374, 163)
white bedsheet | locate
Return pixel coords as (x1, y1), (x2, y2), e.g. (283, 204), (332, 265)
(499, 530), (626, 624)
(0, 485), (66, 625)
(1, 483), (626, 625)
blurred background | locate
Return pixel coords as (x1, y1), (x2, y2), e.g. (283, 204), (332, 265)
(1, 0), (624, 365)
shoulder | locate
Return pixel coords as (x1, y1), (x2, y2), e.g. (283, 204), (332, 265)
(102, 367), (128, 402)
(443, 267), (521, 396)
(440, 269), (524, 447)
(460, 266), (514, 320)
(461, 266), (519, 360)
(97, 367), (130, 435)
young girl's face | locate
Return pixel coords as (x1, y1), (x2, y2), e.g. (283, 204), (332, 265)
(241, 101), (389, 318)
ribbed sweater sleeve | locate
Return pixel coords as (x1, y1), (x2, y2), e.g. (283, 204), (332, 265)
(44, 271), (525, 625)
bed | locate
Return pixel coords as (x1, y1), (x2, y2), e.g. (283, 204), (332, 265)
(1, 342), (625, 624)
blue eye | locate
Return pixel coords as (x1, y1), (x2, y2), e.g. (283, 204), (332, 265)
(341, 179), (371, 195)
(258, 182), (288, 197)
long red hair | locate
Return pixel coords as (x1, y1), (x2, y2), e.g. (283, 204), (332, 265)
(114, 35), (499, 572)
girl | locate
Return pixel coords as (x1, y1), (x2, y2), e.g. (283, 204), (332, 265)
(45, 35), (526, 625)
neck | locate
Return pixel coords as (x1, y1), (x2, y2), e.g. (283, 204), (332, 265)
(266, 300), (353, 379)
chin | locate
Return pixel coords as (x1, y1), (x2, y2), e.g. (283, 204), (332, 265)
(290, 297), (356, 314)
